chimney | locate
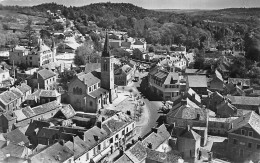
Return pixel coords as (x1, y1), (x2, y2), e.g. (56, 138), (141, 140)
(187, 125), (191, 131)
(152, 127), (158, 133)
(94, 135), (99, 142)
(196, 114), (200, 120)
(96, 121), (102, 128)
(181, 98), (187, 106)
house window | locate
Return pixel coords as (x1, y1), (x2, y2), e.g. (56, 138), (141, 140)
(110, 138), (113, 143)
(239, 149), (244, 157)
(248, 131), (253, 137)
(98, 144), (101, 150)
(233, 139), (237, 144)
(94, 85), (96, 90)
(115, 134), (118, 139)
(122, 130), (125, 135)
(241, 129), (245, 135)
(248, 142), (252, 148)
(89, 87), (91, 92)
(90, 101), (93, 106)
(257, 144), (260, 149)
(86, 152), (89, 160)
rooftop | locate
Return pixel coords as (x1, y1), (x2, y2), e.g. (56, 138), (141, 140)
(226, 95), (260, 106)
(77, 71), (100, 86)
(89, 87), (107, 98)
(125, 141), (147, 163)
(4, 128), (29, 145)
(187, 75), (207, 88)
(229, 111), (260, 135)
(37, 69), (56, 80)
(39, 89), (60, 98)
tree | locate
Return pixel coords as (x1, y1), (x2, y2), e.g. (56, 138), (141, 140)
(40, 29), (51, 39)
(24, 19), (36, 49)
(148, 46), (154, 52)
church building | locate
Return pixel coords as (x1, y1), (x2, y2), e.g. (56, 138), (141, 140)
(67, 33), (118, 113)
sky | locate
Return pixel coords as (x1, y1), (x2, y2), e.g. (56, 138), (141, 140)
(0, 0), (260, 9)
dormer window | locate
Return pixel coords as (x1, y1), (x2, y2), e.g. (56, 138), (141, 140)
(241, 129), (245, 135)
(248, 131), (253, 137)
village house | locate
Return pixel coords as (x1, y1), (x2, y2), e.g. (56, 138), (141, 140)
(228, 78), (251, 89)
(148, 67), (185, 101)
(27, 68), (57, 91)
(227, 111), (260, 162)
(187, 75), (208, 97)
(0, 66), (14, 88)
(68, 33), (118, 113)
(226, 95), (260, 113)
(177, 125), (201, 159)
(0, 88), (25, 112)
(208, 117), (237, 136)
(0, 112), (17, 133)
(9, 38), (56, 67)
(114, 64), (135, 86)
(29, 142), (74, 163)
(208, 70), (224, 92)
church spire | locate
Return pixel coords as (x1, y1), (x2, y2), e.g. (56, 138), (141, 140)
(102, 32), (111, 57)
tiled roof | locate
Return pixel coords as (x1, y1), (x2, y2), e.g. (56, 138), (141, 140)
(65, 136), (89, 159)
(17, 83), (31, 94)
(30, 142), (74, 163)
(32, 100), (60, 115)
(146, 148), (181, 163)
(0, 91), (18, 105)
(180, 128), (201, 140)
(133, 40), (145, 45)
(228, 78), (250, 86)
(84, 126), (108, 149)
(104, 119), (127, 133)
(84, 63), (101, 74)
(77, 71), (100, 86)
(37, 69), (56, 80)
(187, 75), (207, 88)
(142, 124), (170, 150)
(14, 109), (27, 121)
(39, 89), (60, 98)
(114, 154), (134, 163)
(1, 143), (28, 158)
(185, 69), (207, 75)
(229, 111), (260, 135)
(2, 112), (17, 121)
(226, 95), (260, 106)
(125, 141), (147, 163)
(4, 128), (29, 145)
(60, 104), (76, 119)
(22, 106), (35, 118)
(89, 88), (107, 98)
(37, 127), (59, 139)
(10, 88), (23, 98)
(167, 105), (206, 120)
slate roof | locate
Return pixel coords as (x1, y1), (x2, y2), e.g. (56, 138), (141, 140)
(17, 83), (31, 94)
(125, 141), (147, 163)
(25, 120), (50, 136)
(89, 88), (107, 98)
(39, 89), (60, 98)
(185, 69), (207, 75)
(229, 111), (260, 135)
(37, 127), (59, 139)
(4, 128), (29, 145)
(187, 75), (207, 88)
(37, 69), (56, 80)
(77, 71), (100, 86)
(65, 138), (87, 159)
(102, 32), (111, 57)
(30, 142), (74, 163)
(226, 95), (260, 106)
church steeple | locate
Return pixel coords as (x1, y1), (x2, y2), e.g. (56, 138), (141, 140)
(102, 32), (111, 57)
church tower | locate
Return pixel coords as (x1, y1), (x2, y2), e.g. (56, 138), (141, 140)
(101, 32), (117, 103)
